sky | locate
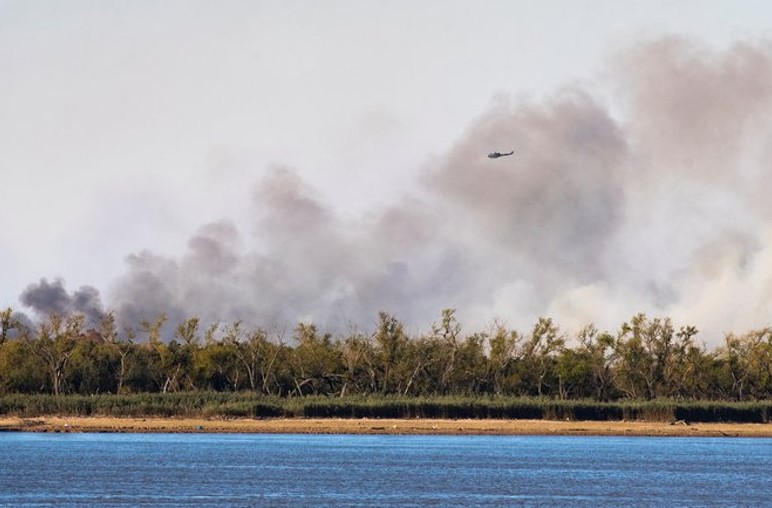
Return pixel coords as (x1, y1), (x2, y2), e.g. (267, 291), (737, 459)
(3, 1), (772, 343)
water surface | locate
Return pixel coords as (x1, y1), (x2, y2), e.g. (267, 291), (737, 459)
(1, 433), (770, 506)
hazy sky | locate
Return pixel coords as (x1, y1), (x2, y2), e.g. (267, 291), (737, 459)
(3, 1), (772, 342)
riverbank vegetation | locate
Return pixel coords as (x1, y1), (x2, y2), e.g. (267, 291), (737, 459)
(1, 308), (772, 422)
(1, 393), (770, 423)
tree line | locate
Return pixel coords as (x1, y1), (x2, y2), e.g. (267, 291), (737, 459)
(1, 307), (771, 401)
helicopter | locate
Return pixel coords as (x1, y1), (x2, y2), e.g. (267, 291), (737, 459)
(487, 150), (515, 159)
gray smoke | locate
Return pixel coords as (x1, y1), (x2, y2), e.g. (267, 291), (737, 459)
(20, 278), (105, 326)
(21, 37), (772, 343)
(113, 86), (631, 335)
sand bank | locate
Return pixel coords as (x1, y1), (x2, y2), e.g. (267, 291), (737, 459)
(1, 417), (771, 437)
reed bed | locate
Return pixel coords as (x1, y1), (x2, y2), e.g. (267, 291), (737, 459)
(1, 393), (770, 423)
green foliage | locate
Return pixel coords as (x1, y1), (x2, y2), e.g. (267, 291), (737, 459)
(2, 308), (772, 409)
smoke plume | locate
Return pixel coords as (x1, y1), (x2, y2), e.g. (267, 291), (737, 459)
(20, 278), (105, 326)
(20, 37), (772, 343)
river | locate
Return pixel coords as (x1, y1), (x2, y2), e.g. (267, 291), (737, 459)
(1, 433), (770, 506)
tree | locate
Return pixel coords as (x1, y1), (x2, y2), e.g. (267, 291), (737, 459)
(521, 317), (564, 397)
(68, 335), (118, 394)
(0, 340), (47, 393)
(338, 330), (376, 396)
(660, 325), (704, 399)
(0, 307), (17, 347)
(613, 314), (681, 399)
(487, 321), (522, 396)
(432, 309), (463, 393)
(0, 307), (18, 392)
(194, 322), (242, 391)
(289, 323), (344, 396)
(616, 314), (702, 399)
(222, 323), (284, 394)
(25, 314), (84, 396)
(400, 335), (441, 396)
(719, 328), (772, 400)
(573, 324), (615, 400)
(373, 312), (408, 394)
(452, 332), (489, 395)
(174, 317), (201, 390)
(555, 348), (591, 400)
(669, 340), (715, 400)
(139, 314), (180, 392)
(100, 310), (135, 394)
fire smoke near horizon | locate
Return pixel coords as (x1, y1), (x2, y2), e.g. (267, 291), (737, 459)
(17, 38), (772, 344)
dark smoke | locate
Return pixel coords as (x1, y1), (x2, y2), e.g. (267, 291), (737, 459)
(19, 38), (772, 343)
(20, 278), (105, 325)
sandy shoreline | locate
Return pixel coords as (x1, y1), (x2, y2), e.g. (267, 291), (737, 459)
(1, 416), (771, 437)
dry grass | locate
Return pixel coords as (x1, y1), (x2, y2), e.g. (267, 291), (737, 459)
(1, 416), (771, 437)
